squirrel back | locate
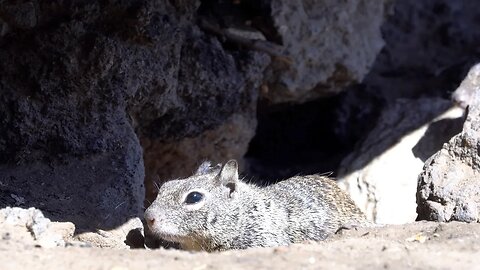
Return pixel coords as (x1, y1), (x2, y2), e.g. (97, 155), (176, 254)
(144, 160), (369, 251)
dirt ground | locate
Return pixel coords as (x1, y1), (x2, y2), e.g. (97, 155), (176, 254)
(2, 221), (479, 270)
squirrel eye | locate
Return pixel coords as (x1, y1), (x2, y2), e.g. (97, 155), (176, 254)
(184, 191), (204, 204)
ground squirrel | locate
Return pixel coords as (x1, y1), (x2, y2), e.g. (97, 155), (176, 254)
(144, 160), (369, 251)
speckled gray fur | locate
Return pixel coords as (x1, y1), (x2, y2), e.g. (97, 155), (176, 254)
(145, 160), (369, 251)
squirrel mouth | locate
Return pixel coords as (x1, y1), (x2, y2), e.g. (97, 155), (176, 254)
(156, 231), (202, 246)
(157, 232), (185, 243)
(152, 228), (190, 243)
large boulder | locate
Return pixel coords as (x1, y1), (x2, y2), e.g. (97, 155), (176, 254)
(417, 72), (480, 222)
(0, 1), (268, 229)
(366, 0), (480, 102)
(262, 0), (386, 103)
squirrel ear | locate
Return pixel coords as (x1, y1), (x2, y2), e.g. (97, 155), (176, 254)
(217, 160), (239, 194)
(195, 161), (212, 175)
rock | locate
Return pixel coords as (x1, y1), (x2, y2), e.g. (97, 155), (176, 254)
(0, 125), (145, 230)
(417, 91), (480, 222)
(75, 217), (144, 249)
(0, 2), (38, 30)
(246, 85), (386, 181)
(452, 63), (480, 108)
(0, 207), (75, 248)
(0, 16), (10, 37)
(366, 0), (480, 102)
(338, 98), (464, 224)
(139, 31), (268, 203)
(262, 0), (386, 103)
(0, 1), (268, 230)
(247, 0), (480, 181)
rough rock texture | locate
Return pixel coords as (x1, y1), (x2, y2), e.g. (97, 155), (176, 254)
(452, 62), (480, 108)
(337, 99), (464, 224)
(0, 1), (269, 229)
(0, 127), (144, 230)
(0, 207), (75, 248)
(417, 92), (480, 222)
(0, 207), (144, 249)
(367, 0), (480, 102)
(75, 217), (145, 249)
(262, 0), (386, 103)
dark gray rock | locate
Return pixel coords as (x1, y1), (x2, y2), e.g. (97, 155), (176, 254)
(0, 122), (144, 230)
(0, 1), (269, 230)
(367, 0), (480, 102)
(417, 90), (480, 222)
(0, 1), (38, 31)
(262, 0), (386, 103)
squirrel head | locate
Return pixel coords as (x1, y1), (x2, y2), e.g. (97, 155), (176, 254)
(145, 160), (242, 247)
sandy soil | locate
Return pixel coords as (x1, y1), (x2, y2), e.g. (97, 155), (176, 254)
(2, 221), (479, 270)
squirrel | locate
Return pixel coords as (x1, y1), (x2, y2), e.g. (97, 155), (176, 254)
(144, 160), (370, 252)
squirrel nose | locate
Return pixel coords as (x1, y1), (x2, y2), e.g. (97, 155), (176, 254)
(146, 217), (156, 227)
(144, 211), (157, 227)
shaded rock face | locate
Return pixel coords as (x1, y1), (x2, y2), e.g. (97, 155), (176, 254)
(417, 89), (480, 223)
(367, 0), (480, 102)
(197, 0), (387, 103)
(0, 126), (144, 230)
(262, 0), (386, 103)
(0, 1), (268, 230)
(246, 90), (384, 182)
